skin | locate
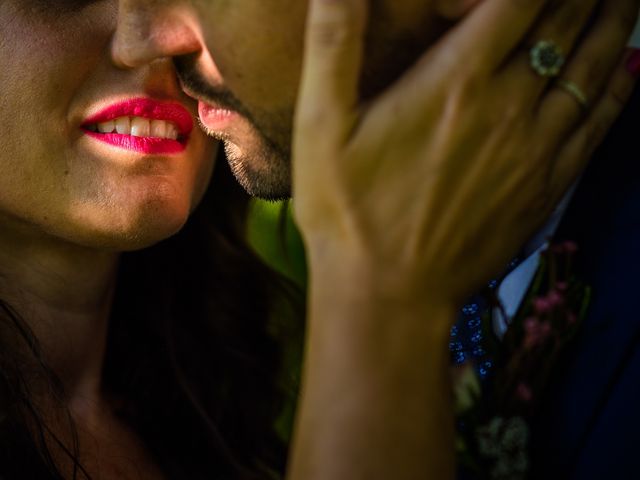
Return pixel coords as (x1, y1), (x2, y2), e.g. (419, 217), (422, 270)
(113, 0), (639, 478)
(114, 0), (461, 198)
(291, 0), (640, 477)
(0, 0), (216, 477)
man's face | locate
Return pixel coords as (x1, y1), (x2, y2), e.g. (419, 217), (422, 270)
(115, 0), (450, 198)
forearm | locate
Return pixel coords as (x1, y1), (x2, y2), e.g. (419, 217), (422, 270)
(287, 257), (457, 480)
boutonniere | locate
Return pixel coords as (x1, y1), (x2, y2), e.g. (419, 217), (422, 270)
(454, 241), (591, 480)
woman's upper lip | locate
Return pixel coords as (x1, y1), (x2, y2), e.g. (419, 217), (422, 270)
(82, 98), (194, 136)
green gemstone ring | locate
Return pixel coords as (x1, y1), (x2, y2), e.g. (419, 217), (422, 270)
(530, 40), (565, 78)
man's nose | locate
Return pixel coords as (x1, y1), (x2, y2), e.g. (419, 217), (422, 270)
(112, 0), (201, 68)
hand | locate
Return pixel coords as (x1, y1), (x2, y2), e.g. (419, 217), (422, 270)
(293, 0), (640, 307)
(288, 1), (640, 479)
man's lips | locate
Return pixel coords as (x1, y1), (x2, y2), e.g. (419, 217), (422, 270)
(177, 79), (239, 131)
(81, 98), (195, 155)
(198, 101), (237, 131)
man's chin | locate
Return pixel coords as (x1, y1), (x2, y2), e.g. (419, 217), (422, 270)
(221, 140), (292, 200)
(193, 97), (293, 199)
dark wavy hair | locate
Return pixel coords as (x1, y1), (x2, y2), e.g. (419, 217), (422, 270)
(0, 154), (303, 480)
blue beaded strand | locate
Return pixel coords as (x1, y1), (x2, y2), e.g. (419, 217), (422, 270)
(449, 257), (522, 380)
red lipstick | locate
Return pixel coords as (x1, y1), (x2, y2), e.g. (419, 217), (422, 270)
(82, 98), (194, 155)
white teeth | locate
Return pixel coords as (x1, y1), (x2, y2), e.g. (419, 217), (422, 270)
(166, 123), (179, 141)
(97, 120), (115, 133)
(130, 117), (150, 137)
(150, 120), (167, 139)
(115, 117), (131, 135)
(90, 116), (180, 140)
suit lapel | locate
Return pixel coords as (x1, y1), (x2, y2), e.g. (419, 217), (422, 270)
(528, 86), (640, 477)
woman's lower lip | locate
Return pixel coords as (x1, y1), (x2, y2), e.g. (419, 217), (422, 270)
(83, 130), (187, 154)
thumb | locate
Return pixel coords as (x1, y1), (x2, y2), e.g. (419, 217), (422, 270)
(295, 0), (367, 141)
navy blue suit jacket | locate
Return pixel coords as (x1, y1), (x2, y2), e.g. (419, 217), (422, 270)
(529, 87), (640, 478)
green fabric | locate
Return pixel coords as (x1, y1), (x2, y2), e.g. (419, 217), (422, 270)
(247, 199), (307, 444)
(247, 199), (307, 289)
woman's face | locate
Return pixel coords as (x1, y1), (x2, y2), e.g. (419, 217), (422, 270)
(0, 0), (217, 251)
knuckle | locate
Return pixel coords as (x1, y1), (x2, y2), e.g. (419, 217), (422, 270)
(296, 105), (331, 134)
(608, 77), (635, 109)
(307, 1), (363, 51)
(434, 42), (484, 77)
(501, 98), (528, 124)
(446, 73), (485, 110)
(308, 20), (354, 49)
(582, 117), (612, 153)
(581, 58), (606, 94)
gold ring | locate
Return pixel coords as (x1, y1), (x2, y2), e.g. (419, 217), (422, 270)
(556, 79), (589, 111)
(530, 40), (565, 78)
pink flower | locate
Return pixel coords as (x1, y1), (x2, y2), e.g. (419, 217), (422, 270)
(524, 317), (542, 348)
(555, 281), (568, 292)
(523, 317), (552, 349)
(524, 317), (540, 333)
(546, 290), (565, 307)
(549, 241), (579, 254)
(540, 321), (552, 337)
(533, 297), (553, 314)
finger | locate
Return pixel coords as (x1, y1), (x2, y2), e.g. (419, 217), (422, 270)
(294, 0), (367, 140)
(549, 52), (639, 202)
(495, 0), (601, 107)
(436, 0), (485, 20)
(364, 0), (555, 131)
(537, 0), (640, 139)
(436, 0), (552, 75)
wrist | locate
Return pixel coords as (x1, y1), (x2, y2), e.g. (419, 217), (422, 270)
(306, 241), (459, 322)
(305, 257), (457, 371)
(292, 270), (457, 480)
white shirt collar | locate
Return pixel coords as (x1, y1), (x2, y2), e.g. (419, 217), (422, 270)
(492, 183), (578, 338)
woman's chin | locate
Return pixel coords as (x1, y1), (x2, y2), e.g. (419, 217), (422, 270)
(101, 221), (187, 252)
(62, 202), (192, 252)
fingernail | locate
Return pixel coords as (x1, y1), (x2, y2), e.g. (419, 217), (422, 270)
(626, 49), (640, 77)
